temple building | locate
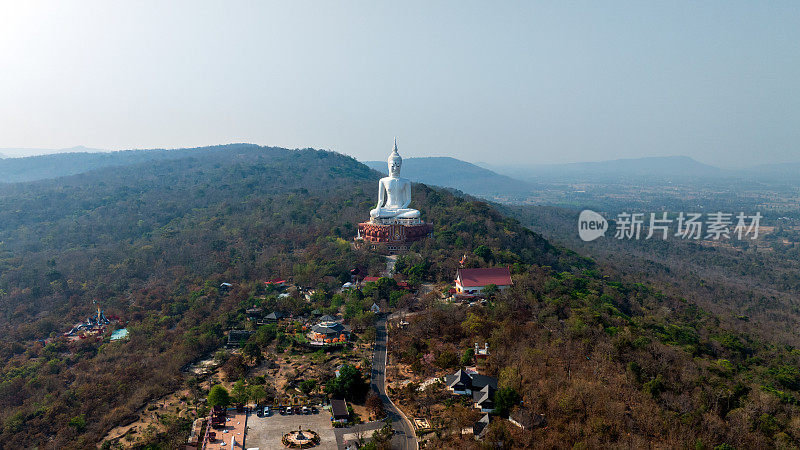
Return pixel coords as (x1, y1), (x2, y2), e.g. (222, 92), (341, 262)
(309, 318), (348, 344)
(355, 140), (432, 252)
(455, 267), (513, 296)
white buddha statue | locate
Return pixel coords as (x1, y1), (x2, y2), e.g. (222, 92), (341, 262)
(370, 140), (421, 221)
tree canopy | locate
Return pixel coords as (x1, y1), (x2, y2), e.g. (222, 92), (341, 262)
(325, 364), (369, 401)
(207, 385), (231, 408)
(493, 386), (521, 417)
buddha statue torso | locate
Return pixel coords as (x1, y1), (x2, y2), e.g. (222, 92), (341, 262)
(382, 177), (407, 209)
(369, 141), (420, 221)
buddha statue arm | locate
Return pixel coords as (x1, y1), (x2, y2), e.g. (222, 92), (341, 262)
(400, 180), (412, 209)
(376, 179), (386, 208)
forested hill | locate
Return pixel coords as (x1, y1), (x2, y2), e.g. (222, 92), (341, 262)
(6, 145), (800, 448)
(0, 146), (227, 183)
(0, 149), (149, 183)
(0, 144), (575, 447)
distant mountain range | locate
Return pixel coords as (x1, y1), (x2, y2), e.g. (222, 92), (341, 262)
(478, 156), (734, 183)
(747, 161), (800, 180)
(0, 145), (107, 158)
(362, 156), (536, 197)
(485, 155), (800, 185)
(543, 155), (725, 177)
(5, 146), (800, 192)
(0, 147), (205, 183)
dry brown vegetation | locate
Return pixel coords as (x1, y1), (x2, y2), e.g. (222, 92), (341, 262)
(387, 263), (800, 449)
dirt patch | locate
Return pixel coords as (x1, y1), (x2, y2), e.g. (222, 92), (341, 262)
(101, 387), (203, 446)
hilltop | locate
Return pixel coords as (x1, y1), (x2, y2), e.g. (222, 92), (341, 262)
(0, 145), (106, 159)
(0, 146), (201, 183)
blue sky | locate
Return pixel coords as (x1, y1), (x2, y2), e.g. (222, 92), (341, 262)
(0, 1), (798, 167)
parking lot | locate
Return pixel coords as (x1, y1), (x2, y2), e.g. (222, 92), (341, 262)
(245, 407), (338, 450)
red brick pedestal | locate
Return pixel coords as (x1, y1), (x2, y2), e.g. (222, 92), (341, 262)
(356, 220), (433, 252)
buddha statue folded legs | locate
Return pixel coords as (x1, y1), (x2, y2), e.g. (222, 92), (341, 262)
(369, 207), (420, 219)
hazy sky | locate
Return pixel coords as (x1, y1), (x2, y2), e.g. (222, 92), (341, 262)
(1, 1), (798, 167)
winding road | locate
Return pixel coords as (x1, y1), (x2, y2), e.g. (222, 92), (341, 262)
(338, 255), (416, 449)
(371, 316), (417, 450)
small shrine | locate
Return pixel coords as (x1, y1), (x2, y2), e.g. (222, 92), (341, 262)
(282, 426), (320, 448)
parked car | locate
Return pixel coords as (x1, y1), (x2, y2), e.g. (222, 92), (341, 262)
(302, 406), (310, 415)
(264, 406), (272, 416)
(285, 407), (293, 415)
(311, 406), (319, 414)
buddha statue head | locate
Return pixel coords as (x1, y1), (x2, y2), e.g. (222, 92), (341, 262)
(388, 139), (402, 177)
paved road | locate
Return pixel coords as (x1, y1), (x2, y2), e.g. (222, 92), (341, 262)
(372, 316), (417, 450)
(382, 254), (398, 277)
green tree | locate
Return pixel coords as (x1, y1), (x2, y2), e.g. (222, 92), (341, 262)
(231, 379), (248, 404)
(406, 263), (430, 284)
(345, 300), (365, 322)
(435, 350), (458, 369)
(473, 245), (494, 262)
(352, 311), (377, 331)
(388, 290), (404, 307)
(69, 414), (87, 432)
(253, 324), (277, 346)
(207, 385), (231, 408)
(325, 364), (369, 401)
(644, 374), (665, 397)
(299, 379), (317, 396)
(248, 384), (267, 405)
(346, 288), (364, 303)
(493, 386), (521, 417)
(374, 277), (397, 300)
(394, 255), (409, 274)
(770, 365), (800, 390)
(243, 340), (262, 364)
(460, 347), (475, 366)
(482, 283), (499, 299)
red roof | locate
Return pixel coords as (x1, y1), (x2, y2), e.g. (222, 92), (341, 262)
(456, 267), (512, 287)
(363, 276), (381, 283)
